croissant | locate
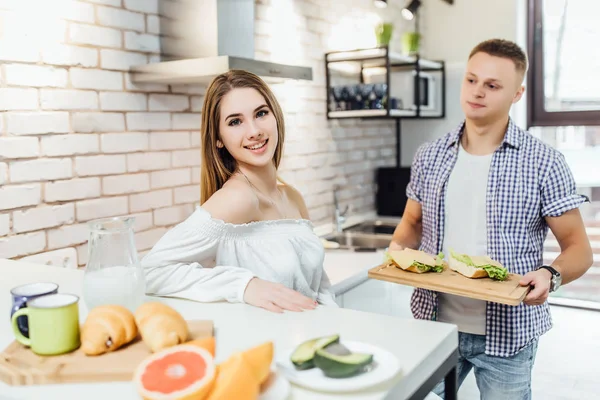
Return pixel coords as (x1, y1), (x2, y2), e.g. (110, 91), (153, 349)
(81, 304), (138, 356)
(134, 302), (189, 353)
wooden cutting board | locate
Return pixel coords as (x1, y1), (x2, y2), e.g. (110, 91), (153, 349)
(0, 320), (213, 386)
(368, 263), (530, 306)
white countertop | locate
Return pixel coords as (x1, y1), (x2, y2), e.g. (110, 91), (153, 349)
(318, 211), (396, 296)
(0, 258), (456, 400)
(323, 249), (386, 295)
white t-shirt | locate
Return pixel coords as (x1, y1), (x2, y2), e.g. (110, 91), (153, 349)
(437, 143), (493, 335)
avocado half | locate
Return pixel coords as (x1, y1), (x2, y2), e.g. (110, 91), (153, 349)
(290, 334), (340, 370)
(313, 347), (374, 378)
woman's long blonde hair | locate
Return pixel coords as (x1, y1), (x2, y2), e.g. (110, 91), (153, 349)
(199, 70), (286, 204)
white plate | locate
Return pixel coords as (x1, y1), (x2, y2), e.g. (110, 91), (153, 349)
(275, 341), (401, 393)
(260, 369), (291, 400)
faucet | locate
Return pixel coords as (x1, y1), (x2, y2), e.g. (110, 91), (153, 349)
(333, 184), (350, 233)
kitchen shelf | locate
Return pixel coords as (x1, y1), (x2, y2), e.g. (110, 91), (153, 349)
(326, 47), (443, 70)
(324, 46), (447, 167)
(327, 109), (444, 119)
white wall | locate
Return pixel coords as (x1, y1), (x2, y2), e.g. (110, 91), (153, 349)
(400, 0), (522, 166)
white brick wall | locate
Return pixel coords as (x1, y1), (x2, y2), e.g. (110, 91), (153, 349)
(75, 155), (127, 176)
(127, 113), (171, 130)
(130, 189), (172, 213)
(0, 184), (41, 210)
(0, 88), (38, 111)
(47, 223), (89, 249)
(149, 95), (189, 112)
(42, 45), (98, 68)
(135, 227), (167, 252)
(45, 178), (101, 202)
(85, 0), (121, 6)
(192, 167), (201, 184)
(150, 132), (190, 150)
(0, 164), (7, 186)
(10, 159), (72, 183)
(0, 0), (398, 266)
(76, 196), (129, 221)
(13, 204), (75, 233)
(0, 40), (40, 63)
(172, 149), (201, 167)
(174, 185), (200, 205)
(0, 137), (39, 159)
(124, 0), (159, 14)
(127, 152), (171, 172)
(154, 204), (194, 226)
(69, 23), (122, 48)
(72, 112), (125, 132)
(5, 64), (68, 88)
(172, 113), (198, 130)
(0, 213), (10, 236)
(100, 92), (147, 111)
(150, 168), (191, 189)
(124, 32), (160, 53)
(41, 135), (99, 156)
(21, 248), (79, 269)
(101, 50), (148, 72)
(146, 15), (160, 34)
(102, 173), (150, 195)
(41, 90), (99, 110)
(130, 212), (154, 232)
(6, 112), (70, 135)
(70, 69), (123, 91)
(0, 231), (46, 259)
(97, 6), (145, 32)
(100, 132), (148, 153)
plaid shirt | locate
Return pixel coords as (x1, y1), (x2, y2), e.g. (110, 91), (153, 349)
(407, 118), (588, 357)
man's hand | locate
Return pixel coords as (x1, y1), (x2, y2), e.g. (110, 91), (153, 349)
(519, 269), (552, 306)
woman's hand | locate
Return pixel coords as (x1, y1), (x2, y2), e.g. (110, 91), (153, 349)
(243, 278), (318, 313)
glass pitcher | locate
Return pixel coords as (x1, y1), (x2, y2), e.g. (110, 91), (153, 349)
(83, 216), (146, 313)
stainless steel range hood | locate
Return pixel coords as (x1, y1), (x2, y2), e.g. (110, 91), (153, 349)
(129, 0), (313, 84)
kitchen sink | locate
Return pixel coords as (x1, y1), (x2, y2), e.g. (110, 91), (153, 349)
(343, 219), (398, 235)
(323, 232), (392, 251)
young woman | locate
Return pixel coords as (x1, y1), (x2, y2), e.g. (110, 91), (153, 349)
(141, 69), (337, 313)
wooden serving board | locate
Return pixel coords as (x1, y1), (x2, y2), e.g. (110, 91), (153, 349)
(0, 320), (213, 386)
(368, 263), (530, 306)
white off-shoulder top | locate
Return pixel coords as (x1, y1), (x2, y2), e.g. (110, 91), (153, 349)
(140, 206), (338, 307)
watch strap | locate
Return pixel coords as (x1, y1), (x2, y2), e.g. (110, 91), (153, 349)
(539, 265), (559, 276)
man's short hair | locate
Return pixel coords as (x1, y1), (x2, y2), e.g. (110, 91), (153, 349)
(469, 39), (528, 76)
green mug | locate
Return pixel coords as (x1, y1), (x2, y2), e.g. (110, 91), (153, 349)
(11, 293), (81, 356)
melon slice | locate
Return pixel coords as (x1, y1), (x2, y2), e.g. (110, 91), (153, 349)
(242, 341), (273, 385)
(187, 337), (216, 358)
(206, 352), (260, 400)
(133, 345), (216, 400)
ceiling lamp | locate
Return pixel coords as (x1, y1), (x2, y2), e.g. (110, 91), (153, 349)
(374, 0), (388, 8)
(401, 0), (422, 20)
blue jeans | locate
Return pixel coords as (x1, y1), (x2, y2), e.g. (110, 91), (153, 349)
(433, 332), (539, 400)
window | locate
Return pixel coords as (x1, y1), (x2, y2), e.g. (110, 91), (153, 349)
(528, 0), (600, 306)
(527, 0), (600, 127)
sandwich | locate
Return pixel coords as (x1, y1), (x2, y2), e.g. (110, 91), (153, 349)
(385, 248), (445, 274)
(448, 249), (508, 281)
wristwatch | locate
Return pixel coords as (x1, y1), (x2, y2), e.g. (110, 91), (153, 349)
(539, 265), (562, 292)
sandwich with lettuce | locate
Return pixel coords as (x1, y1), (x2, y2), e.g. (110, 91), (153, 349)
(448, 249), (508, 281)
(385, 248), (446, 274)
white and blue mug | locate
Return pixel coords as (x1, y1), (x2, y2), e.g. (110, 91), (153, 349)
(10, 282), (59, 338)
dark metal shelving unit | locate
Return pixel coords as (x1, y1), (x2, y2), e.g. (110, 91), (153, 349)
(324, 46), (446, 167)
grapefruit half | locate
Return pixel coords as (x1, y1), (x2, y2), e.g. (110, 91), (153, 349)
(134, 345), (216, 400)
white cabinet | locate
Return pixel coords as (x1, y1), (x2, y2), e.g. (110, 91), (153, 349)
(338, 279), (414, 319)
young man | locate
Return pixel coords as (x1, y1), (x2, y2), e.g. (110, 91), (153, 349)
(389, 39), (593, 399)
